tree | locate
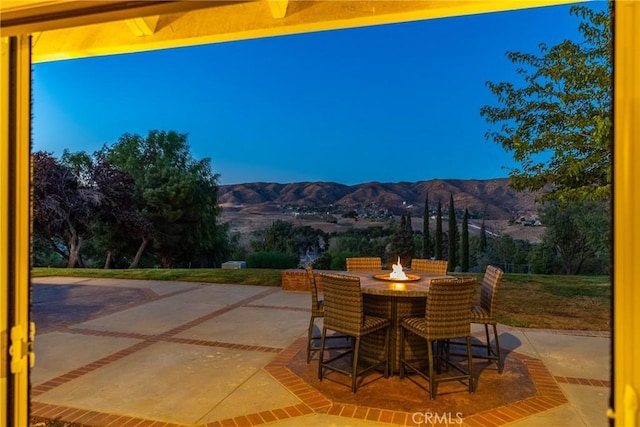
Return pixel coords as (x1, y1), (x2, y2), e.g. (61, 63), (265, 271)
(461, 208), (469, 272)
(479, 219), (488, 252)
(390, 214), (415, 267)
(447, 194), (458, 269)
(422, 193), (431, 259)
(327, 225), (390, 262)
(90, 160), (152, 268)
(104, 130), (224, 267)
(480, 5), (612, 202)
(251, 219), (328, 260)
(540, 200), (610, 274)
(477, 234), (530, 274)
(435, 200), (443, 260)
(32, 151), (101, 268)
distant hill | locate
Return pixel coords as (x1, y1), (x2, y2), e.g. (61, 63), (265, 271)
(218, 178), (543, 220)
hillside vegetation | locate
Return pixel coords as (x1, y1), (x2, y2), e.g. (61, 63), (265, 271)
(218, 178), (544, 220)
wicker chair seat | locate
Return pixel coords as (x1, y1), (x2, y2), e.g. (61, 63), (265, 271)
(401, 316), (470, 341)
(360, 315), (389, 336)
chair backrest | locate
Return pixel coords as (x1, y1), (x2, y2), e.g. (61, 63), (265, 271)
(320, 273), (363, 336)
(346, 257), (382, 271)
(480, 265), (504, 321)
(425, 277), (476, 340)
(306, 265), (321, 311)
(411, 258), (448, 274)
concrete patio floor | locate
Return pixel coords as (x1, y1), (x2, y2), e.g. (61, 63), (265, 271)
(30, 277), (611, 426)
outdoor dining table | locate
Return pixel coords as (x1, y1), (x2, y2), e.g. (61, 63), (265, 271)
(338, 270), (451, 373)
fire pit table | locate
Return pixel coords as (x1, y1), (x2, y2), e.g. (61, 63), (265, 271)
(341, 270), (451, 374)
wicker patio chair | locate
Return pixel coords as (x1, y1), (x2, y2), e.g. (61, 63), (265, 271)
(470, 265), (505, 373)
(318, 272), (391, 393)
(345, 257), (382, 271)
(410, 259), (449, 275)
(399, 276), (476, 399)
(305, 265), (350, 363)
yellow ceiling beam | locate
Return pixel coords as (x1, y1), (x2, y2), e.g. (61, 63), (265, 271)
(0, 0), (584, 63)
(125, 16), (160, 37)
(0, 1), (237, 36)
(267, 0), (289, 19)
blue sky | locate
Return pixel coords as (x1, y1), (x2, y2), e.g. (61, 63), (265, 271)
(31, 1), (605, 186)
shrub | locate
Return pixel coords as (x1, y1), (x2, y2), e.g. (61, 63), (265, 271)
(330, 251), (359, 270)
(312, 252), (333, 270)
(246, 251), (298, 269)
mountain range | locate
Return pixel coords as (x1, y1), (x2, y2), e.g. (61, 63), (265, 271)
(218, 178), (543, 220)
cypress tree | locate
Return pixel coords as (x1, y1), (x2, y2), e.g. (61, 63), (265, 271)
(448, 194), (457, 269)
(404, 212), (415, 266)
(461, 207), (469, 272)
(391, 215), (404, 260)
(480, 219), (488, 252)
(435, 200), (443, 260)
(391, 214), (414, 266)
(422, 193), (430, 259)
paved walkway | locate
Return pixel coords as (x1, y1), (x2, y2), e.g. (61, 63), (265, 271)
(30, 277), (611, 426)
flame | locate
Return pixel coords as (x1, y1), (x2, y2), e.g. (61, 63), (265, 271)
(389, 256), (408, 280)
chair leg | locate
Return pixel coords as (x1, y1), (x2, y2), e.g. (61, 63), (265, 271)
(492, 323), (503, 374)
(399, 327), (406, 379)
(306, 315), (315, 363)
(484, 324), (492, 357)
(383, 327), (390, 378)
(318, 327), (327, 380)
(427, 341), (436, 400)
(352, 337), (360, 393)
(466, 336), (475, 394)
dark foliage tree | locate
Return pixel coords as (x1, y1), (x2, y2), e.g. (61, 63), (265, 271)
(481, 5), (612, 202)
(90, 160), (153, 268)
(251, 219), (328, 261)
(461, 208), (469, 272)
(529, 241), (557, 274)
(447, 194), (458, 269)
(32, 151), (102, 268)
(390, 214), (415, 267)
(477, 234), (531, 274)
(435, 201), (443, 260)
(479, 220), (488, 252)
(540, 200), (610, 274)
(329, 225), (390, 262)
(422, 193), (431, 259)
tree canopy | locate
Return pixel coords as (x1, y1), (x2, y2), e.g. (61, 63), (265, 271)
(539, 200), (610, 275)
(101, 130), (224, 268)
(481, 5), (612, 202)
(250, 219), (328, 258)
(32, 151), (101, 268)
(33, 130), (228, 269)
